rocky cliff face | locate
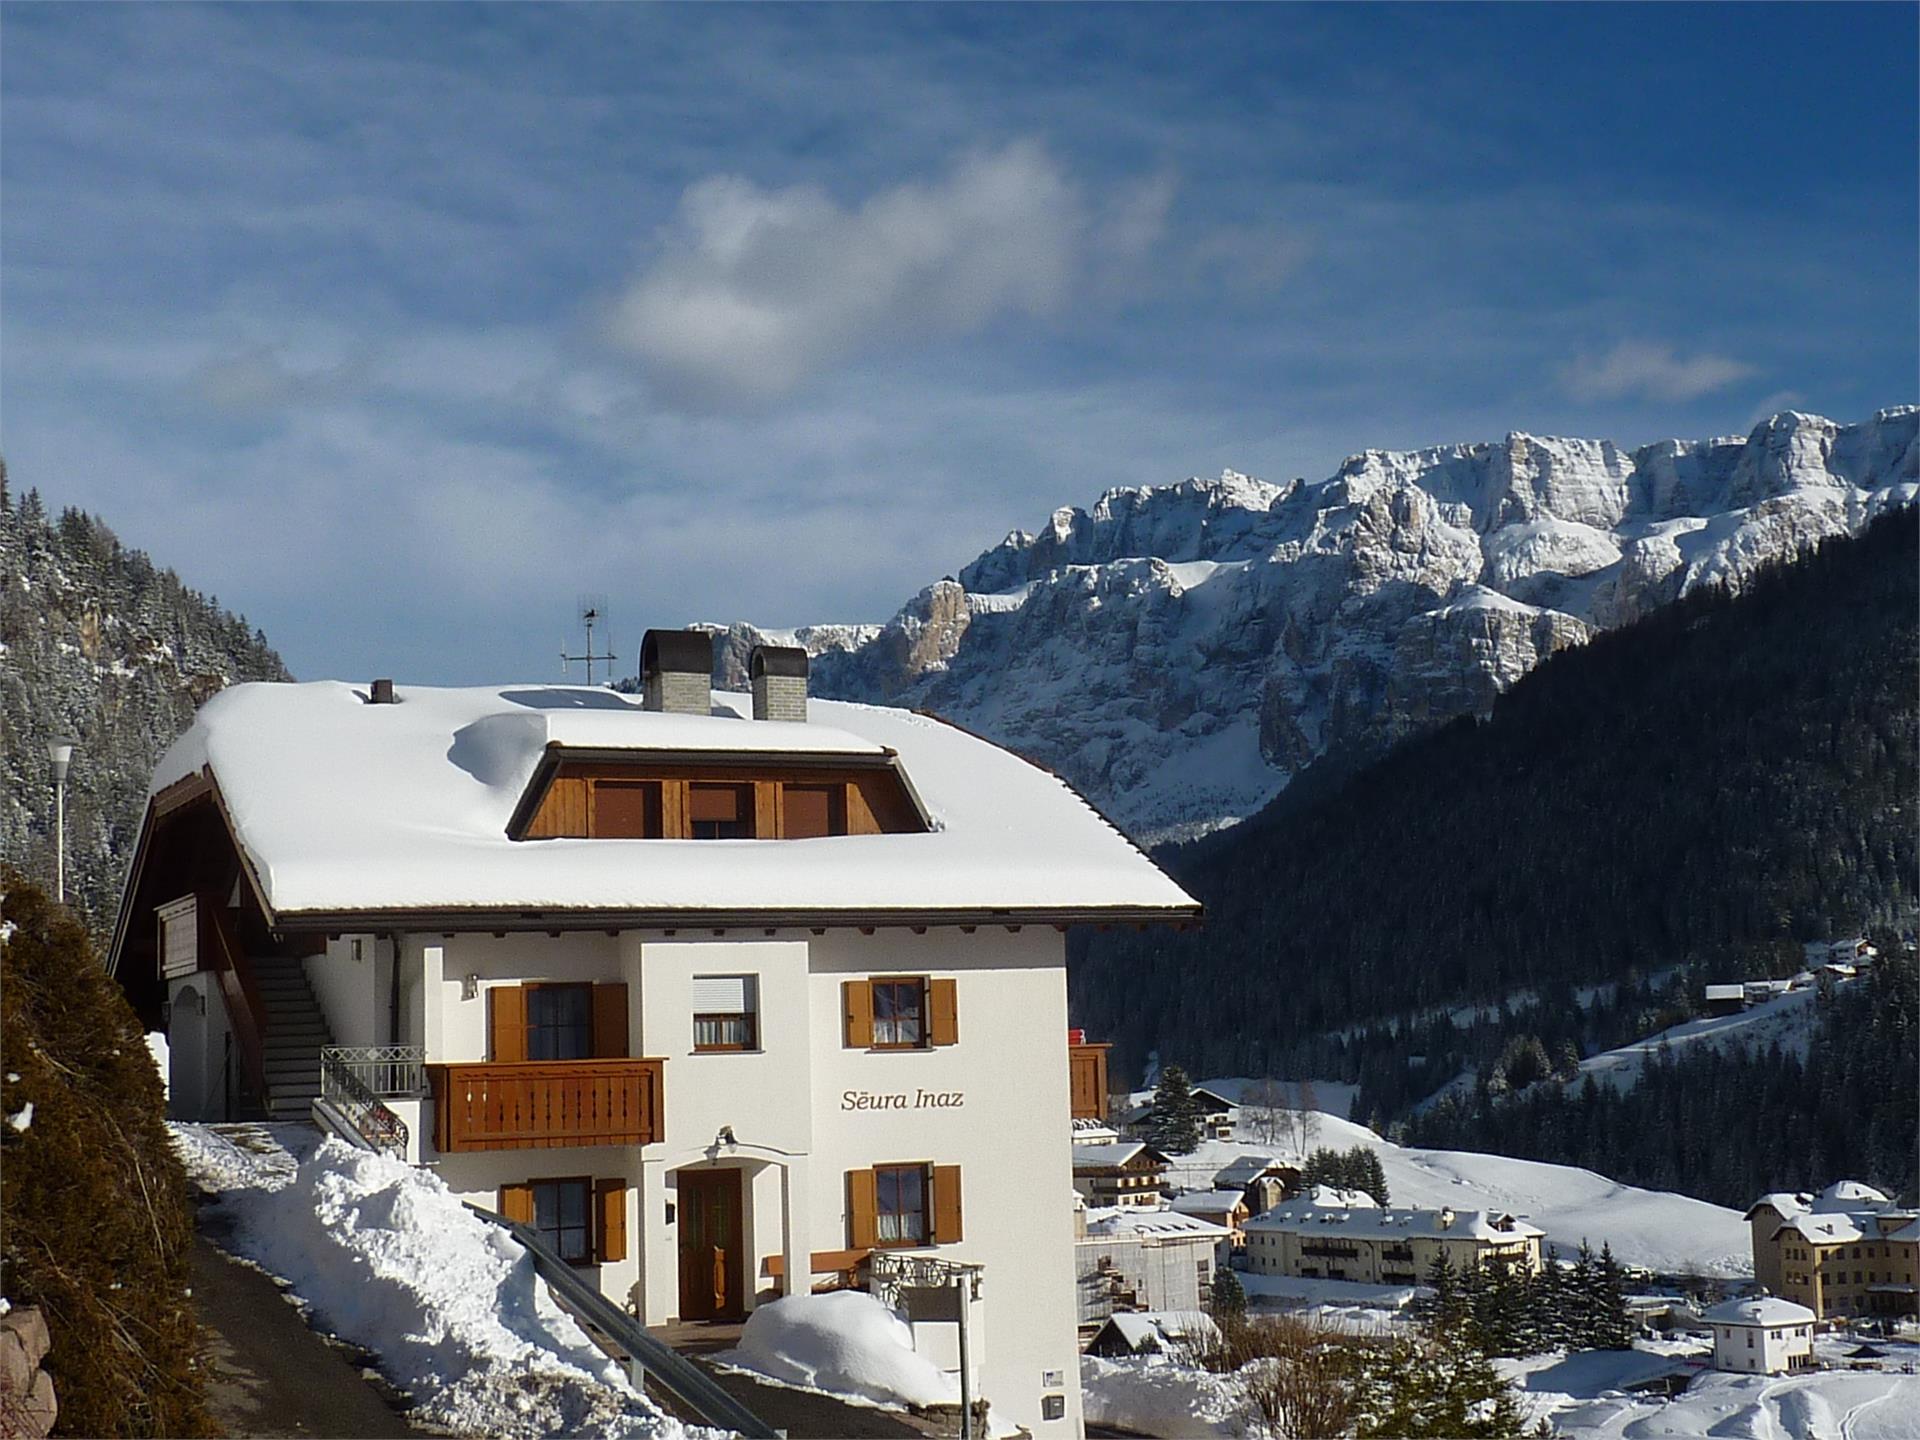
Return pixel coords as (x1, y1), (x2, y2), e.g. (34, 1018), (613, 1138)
(719, 408), (1918, 843)
(0, 478), (291, 938)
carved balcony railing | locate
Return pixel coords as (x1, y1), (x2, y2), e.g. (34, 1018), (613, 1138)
(426, 1058), (664, 1153)
(320, 1048), (411, 1155)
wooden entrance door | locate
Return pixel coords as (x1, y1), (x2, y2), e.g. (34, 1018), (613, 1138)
(677, 1168), (744, 1321)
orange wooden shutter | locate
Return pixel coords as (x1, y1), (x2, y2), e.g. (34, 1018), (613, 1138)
(595, 1178), (627, 1263)
(929, 978), (959, 1046)
(931, 1165), (964, 1244)
(848, 1169), (879, 1249)
(499, 1182), (534, 1226)
(489, 985), (527, 1063)
(843, 980), (874, 1048)
(591, 983), (629, 1059)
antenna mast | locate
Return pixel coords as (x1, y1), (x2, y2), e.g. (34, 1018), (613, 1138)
(561, 595), (618, 686)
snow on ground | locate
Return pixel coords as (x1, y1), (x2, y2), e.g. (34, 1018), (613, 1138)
(1078, 1353), (1249, 1437)
(1153, 1107), (1753, 1278)
(1501, 1336), (1920, 1439)
(145, 1031), (169, 1098)
(171, 1123), (700, 1440)
(1580, 986), (1821, 1093)
(727, 1292), (955, 1409)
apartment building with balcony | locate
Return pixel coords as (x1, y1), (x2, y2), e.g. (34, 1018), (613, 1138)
(108, 632), (1200, 1438)
(1746, 1183), (1920, 1320)
(1242, 1189), (1543, 1284)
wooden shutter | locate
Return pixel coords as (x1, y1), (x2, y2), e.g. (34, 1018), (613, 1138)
(848, 1168), (879, 1249)
(499, 1182), (534, 1226)
(591, 983), (629, 1059)
(489, 985), (527, 1063)
(843, 980), (874, 1048)
(929, 978), (959, 1046)
(595, 1178), (627, 1263)
(931, 1165), (964, 1244)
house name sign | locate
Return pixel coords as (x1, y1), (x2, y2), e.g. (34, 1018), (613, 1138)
(841, 1088), (964, 1112)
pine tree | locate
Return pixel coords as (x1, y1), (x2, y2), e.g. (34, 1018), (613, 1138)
(1415, 1251), (1457, 1331)
(1596, 1242), (1633, 1348)
(1147, 1063), (1202, 1154)
(1362, 1149), (1390, 1205)
(1209, 1265), (1247, 1332)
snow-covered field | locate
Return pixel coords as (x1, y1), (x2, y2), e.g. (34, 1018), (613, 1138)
(1579, 986), (1822, 1092)
(171, 1123), (701, 1440)
(1150, 1105), (1753, 1279)
(1502, 1336), (1920, 1439)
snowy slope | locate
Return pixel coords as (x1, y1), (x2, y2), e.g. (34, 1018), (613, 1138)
(1157, 1107), (1753, 1278)
(1580, 986), (1824, 1093)
(717, 408), (1918, 841)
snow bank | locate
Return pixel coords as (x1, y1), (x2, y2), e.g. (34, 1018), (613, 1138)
(1078, 1354), (1247, 1436)
(172, 1125), (696, 1439)
(730, 1291), (957, 1409)
(145, 1031), (168, 1099)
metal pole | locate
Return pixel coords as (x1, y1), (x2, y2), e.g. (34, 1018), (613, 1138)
(54, 776), (64, 904)
(956, 1275), (972, 1440)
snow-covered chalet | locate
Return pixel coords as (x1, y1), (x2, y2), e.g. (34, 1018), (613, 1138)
(108, 631), (1200, 1438)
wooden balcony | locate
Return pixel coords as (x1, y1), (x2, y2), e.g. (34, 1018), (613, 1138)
(1069, 1041), (1111, 1121)
(426, 1058), (665, 1153)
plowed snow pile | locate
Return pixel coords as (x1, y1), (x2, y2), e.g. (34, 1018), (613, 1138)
(172, 1124), (701, 1439)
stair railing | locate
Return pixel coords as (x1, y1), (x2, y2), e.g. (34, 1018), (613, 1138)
(319, 1048), (411, 1155)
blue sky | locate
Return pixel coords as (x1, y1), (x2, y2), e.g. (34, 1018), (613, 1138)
(4, 3), (1915, 684)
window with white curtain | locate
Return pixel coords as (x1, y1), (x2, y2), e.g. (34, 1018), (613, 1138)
(692, 974), (759, 1051)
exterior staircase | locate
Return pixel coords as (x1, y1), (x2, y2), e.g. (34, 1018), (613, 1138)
(249, 956), (334, 1120)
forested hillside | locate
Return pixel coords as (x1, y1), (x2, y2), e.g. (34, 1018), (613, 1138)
(1072, 509), (1918, 1096)
(0, 472), (290, 938)
(1406, 947), (1919, 1208)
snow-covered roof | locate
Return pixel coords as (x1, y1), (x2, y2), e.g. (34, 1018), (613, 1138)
(1703, 984), (1747, 1001)
(1093, 1311), (1219, 1352)
(1212, 1155), (1293, 1187)
(1245, 1200), (1543, 1243)
(1814, 1181), (1891, 1213)
(1294, 1184), (1380, 1210)
(1071, 1142), (1166, 1172)
(1702, 1297), (1815, 1328)
(1746, 1193), (1813, 1220)
(1169, 1191), (1245, 1218)
(142, 681), (1199, 923)
(1082, 1206), (1232, 1241)
(1775, 1213), (1865, 1245)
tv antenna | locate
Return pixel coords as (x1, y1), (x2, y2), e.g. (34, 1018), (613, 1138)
(561, 595), (618, 686)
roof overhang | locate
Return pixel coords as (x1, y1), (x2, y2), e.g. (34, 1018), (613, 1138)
(269, 902), (1202, 935)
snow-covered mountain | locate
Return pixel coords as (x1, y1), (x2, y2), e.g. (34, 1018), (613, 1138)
(714, 408), (1918, 842)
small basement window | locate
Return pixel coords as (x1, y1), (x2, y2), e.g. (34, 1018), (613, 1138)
(692, 974), (759, 1051)
(688, 783), (755, 839)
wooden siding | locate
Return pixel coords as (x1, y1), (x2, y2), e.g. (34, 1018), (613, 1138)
(1069, 1042), (1111, 1120)
(427, 1058), (665, 1152)
(518, 762), (926, 841)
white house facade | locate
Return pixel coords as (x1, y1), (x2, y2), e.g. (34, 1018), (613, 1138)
(1703, 1297), (1816, 1375)
(109, 633), (1199, 1439)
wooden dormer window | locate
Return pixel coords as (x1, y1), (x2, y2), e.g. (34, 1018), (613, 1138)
(688, 783), (755, 839)
(781, 783), (844, 839)
(594, 781), (663, 838)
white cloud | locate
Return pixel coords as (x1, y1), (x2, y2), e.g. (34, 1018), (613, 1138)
(1560, 340), (1755, 402)
(608, 142), (1141, 407)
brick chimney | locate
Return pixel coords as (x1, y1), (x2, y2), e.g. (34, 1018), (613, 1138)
(750, 644), (809, 722)
(640, 629), (714, 716)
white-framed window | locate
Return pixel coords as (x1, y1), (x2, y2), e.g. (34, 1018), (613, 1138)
(692, 974), (759, 1051)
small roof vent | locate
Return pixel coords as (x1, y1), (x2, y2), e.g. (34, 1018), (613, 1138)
(369, 678), (396, 705)
(750, 644), (809, 722)
(640, 629), (714, 716)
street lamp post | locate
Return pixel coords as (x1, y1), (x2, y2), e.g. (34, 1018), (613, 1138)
(47, 738), (76, 904)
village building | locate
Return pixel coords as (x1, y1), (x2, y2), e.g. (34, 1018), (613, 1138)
(1745, 1182), (1919, 1320)
(1071, 1142), (1171, 1209)
(1703, 1297), (1816, 1375)
(107, 634), (1201, 1438)
(1123, 1085), (1238, 1142)
(1168, 1189), (1249, 1249)
(1243, 1193), (1543, 1284)
(1083, 1311), (1218, 1359)
(1210, 1154), (1302, 1215)
(1073, 1202), (1231, 1324)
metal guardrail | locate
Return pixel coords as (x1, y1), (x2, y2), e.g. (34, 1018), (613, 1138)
(319, 1048), (410, 1155)
(464, 1202), (779, 1439)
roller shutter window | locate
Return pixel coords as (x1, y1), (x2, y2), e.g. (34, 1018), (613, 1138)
(692, 974), (758, 1050)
